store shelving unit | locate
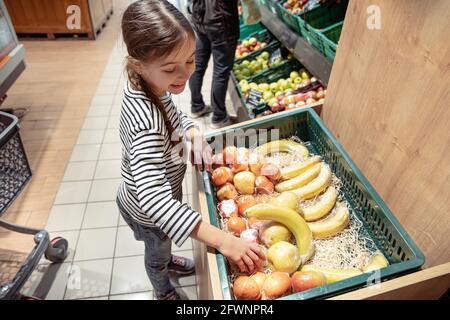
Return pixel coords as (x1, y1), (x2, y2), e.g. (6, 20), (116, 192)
(228, 3), (332, 122)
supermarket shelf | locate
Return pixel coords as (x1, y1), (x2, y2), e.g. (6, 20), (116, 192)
(259, 5), (332, 86)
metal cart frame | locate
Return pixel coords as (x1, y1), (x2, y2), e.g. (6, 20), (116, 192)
(0, 111), (68, 300)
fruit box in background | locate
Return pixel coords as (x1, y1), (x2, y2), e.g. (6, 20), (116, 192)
(201, 108), (425, 300)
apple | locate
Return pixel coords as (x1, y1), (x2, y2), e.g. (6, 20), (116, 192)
(286, 103), (296, 110)
(248, 37), (257, 46)
(295, 101), (306, 108)
(268, 97), (278, 107)
(294, 93), (306, 102)
(291, 271), (326, 293)
(271, 102), (284, 112)
(290, 71), (299, 81)
(294, 77), (303, 84)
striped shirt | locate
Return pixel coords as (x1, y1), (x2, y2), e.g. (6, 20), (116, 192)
(117, 82), (202, 247)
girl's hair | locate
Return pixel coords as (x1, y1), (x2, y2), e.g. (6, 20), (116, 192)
(122, 0), (195, 140)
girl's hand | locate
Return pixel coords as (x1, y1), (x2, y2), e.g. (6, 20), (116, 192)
(187, 128), (212, 172)
(218, 233), (266, 274)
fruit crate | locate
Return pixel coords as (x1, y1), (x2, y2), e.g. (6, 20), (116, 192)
(276, 2), (303, 34)
(235, 30), (278, 65)
(297, 0), (348, 52)
(201, 108), (425, 300)
(320, 21), (343, 61)
(233, 59), (303, 115)
(239, 22), (267, 40)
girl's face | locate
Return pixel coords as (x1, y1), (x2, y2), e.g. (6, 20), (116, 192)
(139, 36), (196, 96)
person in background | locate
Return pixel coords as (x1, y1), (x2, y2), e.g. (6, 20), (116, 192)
(188, 0), (240, 129)
(118, 0), (265, 300)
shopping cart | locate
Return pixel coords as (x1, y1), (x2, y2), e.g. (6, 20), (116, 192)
(0, 111), (68, 300)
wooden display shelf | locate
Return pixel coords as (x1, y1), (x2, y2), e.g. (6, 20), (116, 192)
(4, 0), (113, 40)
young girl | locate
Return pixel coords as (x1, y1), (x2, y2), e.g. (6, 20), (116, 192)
(117, 0), (265, 300)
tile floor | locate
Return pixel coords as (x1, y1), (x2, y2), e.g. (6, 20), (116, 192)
(18, 13), (234, 300)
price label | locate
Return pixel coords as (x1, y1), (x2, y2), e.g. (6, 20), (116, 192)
(269, 48), (282, 66)
(247, 89), (263, 107)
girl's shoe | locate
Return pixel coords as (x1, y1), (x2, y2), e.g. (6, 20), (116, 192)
(157, 290), (181, 300)
(168, 254), (195, 275)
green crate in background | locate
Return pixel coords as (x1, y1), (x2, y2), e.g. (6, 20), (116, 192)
(277, 2), (303, 34)
(298, 0), (348, 52)
(321, 21), (343, 61)
(202, 108), (425, 300)
(239, 22), (266, 40)
(235, 29), (278, 64)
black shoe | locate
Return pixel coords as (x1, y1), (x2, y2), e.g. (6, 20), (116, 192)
(168, 255), (195, 275)
(190, 105), (212, 119)
(209, 117), (233, 130)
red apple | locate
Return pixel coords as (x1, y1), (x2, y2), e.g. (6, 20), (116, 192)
(291, 271), (326, 293)
(271, 102), (284, 113)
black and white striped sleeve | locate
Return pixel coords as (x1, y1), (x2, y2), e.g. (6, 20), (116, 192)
(178, 109), (198, 132)
(129, 129), (201, 246)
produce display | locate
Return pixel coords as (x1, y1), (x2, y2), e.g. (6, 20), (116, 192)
(237, 66), (327, 117)
(233, 50), (291, 82)
(236, 37), (268, 59)
(279, 0), (325, 14)
(210, 140), (389, 300)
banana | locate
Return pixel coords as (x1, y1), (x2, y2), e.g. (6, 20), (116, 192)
(291, 163), (332, 200)
(245, 203), (314, 264)
(280, 156), (321, 180)
(255, 140), (309, 158)
(301, 265), (363, 284)
(362, 252), (389, 273)
(275, 163), (321, 193)
(307, 202), (350, 238)
(301, 186), (337, 222)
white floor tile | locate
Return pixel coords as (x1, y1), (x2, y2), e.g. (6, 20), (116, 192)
(178, 285), (198, 300)
(63, 161), (97, 181)
(110, 256), (152, 295)
(74, 228), (117, 261)
(90, 95), (115, 107)
(87, 106), (112, 117)
(82, 201), (119, 229)
(88, 178), (121, 202)
(103, 129), (120, 143)
(64, 259), (113, 299)
(82, 117), (109, 130)
(76, 130), (105, 145)
(114, 226), (144, 257)
(54, 181), (91, 204)
(94, 159), (122, 179)
(70, 144), (101, 162)
(107, 115), (120, 129)
(46, 203), (86, 232)
(21, 262), (72, 300)
(99, 143), (122, 160)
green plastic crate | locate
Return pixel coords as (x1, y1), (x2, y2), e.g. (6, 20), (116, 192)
(235, 30), (277, 65)
(233, 59), (303, 116)
(298, 0), (348, 52)
(202, 108), (425, 300)
(321, 21), (343, 61)
(277, 2), (303, 34)
(239, 22), (266, 40)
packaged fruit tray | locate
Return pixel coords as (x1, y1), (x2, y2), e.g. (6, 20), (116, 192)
(202, 108), (425, 300)
(297, 0), (348, 52)
(320, 21), (343, 62)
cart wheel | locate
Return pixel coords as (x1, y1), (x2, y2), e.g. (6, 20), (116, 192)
(44, 237), (68, 263)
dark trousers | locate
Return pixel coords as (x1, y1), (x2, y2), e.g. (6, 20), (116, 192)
(189, 25), (238, 123)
